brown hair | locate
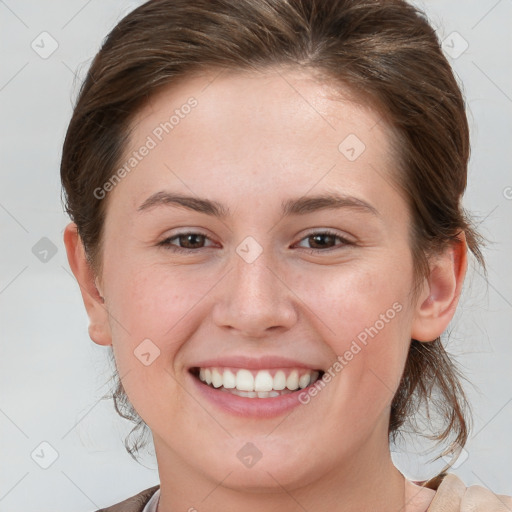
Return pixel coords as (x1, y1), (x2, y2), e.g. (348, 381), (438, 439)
(61, 0), (485, 478)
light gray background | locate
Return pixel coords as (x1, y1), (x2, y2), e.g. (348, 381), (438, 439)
(0, 1), (511, 511)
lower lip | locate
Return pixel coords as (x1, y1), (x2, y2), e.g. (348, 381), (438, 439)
(188, 372), (315, 418)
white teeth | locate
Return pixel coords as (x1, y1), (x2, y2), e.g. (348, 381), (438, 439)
(220, 388), (294, 398)
(254, 370), (273, 392)
(211, 368), (223, 388)
(229, 389), (257, 398)
(223, 370), (236, 389)
(273, 370), (287, 390)
(286, 370), (299, 390)
(236, 369), (254, 391)
(196, 367), (321, 395)
(299, 373), (311, 389)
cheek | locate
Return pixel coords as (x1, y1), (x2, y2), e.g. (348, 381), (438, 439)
(107, 260), (215, 345)
(104, 263), (210, 402)
(105, 264), (211, 424)
(299, 257), (413, 345)
(298, 259), (413, 417)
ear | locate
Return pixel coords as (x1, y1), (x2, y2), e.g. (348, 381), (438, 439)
(411, 232), (468, 342)
(63, 222), (112, 346)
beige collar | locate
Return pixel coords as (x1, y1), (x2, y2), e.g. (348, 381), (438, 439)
(422, 473), (512, 511)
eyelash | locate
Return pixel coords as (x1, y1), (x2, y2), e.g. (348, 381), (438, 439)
(157, 229), (354, 254)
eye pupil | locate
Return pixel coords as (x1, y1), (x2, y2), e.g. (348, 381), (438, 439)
(309, 234), (335, 249)
(181, 233), (204, 248)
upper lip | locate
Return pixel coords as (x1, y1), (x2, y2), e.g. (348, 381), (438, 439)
(190, 355), (323, 371)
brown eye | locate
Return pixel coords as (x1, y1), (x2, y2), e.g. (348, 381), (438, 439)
(158, 232), (214, 253)
(295, 230), (353, 252)
(175, 233), (206, 249)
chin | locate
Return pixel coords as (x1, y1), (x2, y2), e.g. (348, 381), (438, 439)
(200, 442), (322, 493)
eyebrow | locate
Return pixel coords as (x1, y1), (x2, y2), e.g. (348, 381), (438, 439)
(136, 190), (379, 218)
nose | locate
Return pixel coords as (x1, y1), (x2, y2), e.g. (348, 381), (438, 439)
(211, 246), (298, 338)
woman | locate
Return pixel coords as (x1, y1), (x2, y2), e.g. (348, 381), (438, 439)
(61, 0), (511, 510)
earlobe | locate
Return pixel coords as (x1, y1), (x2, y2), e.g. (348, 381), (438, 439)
(411, 232), (468, 342)
(63, 222), (112, 346)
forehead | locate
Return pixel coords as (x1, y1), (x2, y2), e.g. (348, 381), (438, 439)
(134, 67), (388, 145)
(110, 67), (400, 215)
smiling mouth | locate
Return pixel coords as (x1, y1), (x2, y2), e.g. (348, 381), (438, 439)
(189, 367), (325, 398)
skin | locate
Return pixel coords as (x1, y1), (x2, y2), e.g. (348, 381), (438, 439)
(64, 67), (467, 512)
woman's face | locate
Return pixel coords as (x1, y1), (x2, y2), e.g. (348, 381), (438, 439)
(95, 68), (424, 490)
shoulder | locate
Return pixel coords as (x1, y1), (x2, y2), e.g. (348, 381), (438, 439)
(423, 473), (512, 511)
(94, 484), (160, 512)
